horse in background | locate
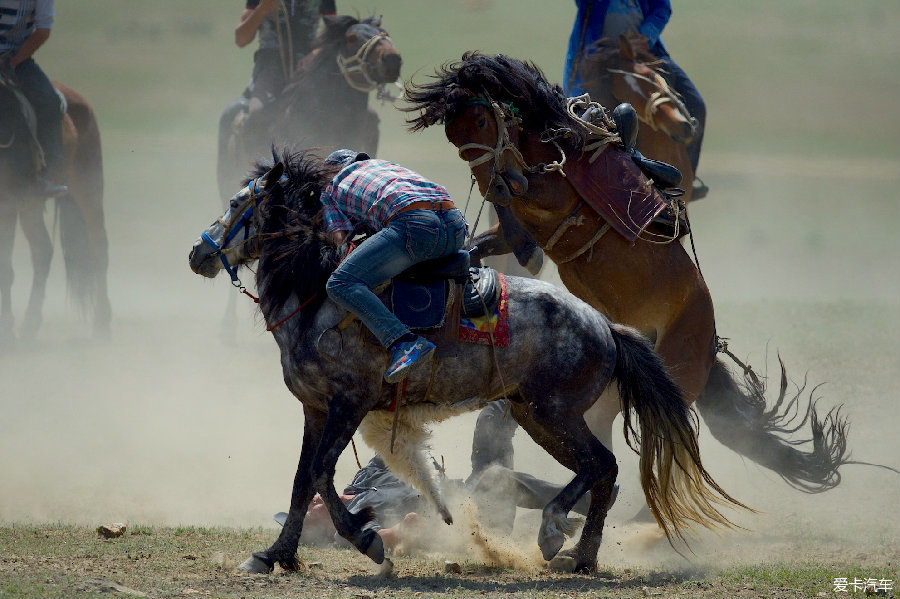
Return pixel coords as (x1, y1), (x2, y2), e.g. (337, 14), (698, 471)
(580, 34), (700, 200)
(405, 51), (850, 500)
(189, 148), (748, 573)
(216, 14), (402, 203)
(0, 67), (111, 347)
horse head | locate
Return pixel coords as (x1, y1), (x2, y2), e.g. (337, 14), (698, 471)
(326, 15), (402, 93)
(442, 88), (530, 206)
(609, 34), (697, 144)
(189, 162), (285, 280)
(406, 53), (586, 208)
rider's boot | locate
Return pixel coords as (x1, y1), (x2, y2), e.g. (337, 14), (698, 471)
(384, 334), (436, 384)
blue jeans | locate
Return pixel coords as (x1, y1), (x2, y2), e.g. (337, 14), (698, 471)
(15, 58), (63, 170)
(325, 209), (467, 348)
(658, 56), (706, 173)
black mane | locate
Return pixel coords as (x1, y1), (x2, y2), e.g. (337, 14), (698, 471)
(404, 52), (587, 148)
(249, 148), (344, 335)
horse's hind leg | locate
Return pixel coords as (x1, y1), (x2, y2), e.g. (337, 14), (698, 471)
(0, 200), (17, 347)
(509, 396), (617, 572)
(17, 197), (52, 339)
(240, 405), (326, 573)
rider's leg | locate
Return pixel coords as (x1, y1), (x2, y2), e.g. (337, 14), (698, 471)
(245, 50), (284, 149)
(325, 209), (466, 381)
(658, 56), (706, 174)
(15, 58), (66, 197)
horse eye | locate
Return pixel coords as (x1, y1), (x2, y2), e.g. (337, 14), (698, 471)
(230, 199), (239, 209)
(477, 116), (487, 128)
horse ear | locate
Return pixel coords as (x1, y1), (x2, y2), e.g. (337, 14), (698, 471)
(619, 34), (635, 60)
(371, 14), (382, 28)
(265, 163), (284, 189)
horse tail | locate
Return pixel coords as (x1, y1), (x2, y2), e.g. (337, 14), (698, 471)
(610, 323), (751, 548)
(694, 355), (850, 493)
(56, 91), (108, 320)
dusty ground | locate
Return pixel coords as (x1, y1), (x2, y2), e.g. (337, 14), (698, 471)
(2, 1), (899, 598)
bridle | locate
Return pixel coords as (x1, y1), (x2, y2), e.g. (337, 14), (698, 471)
(607, 68), (697, 135)
(200, 175), (280, 290)
(451, 95), (568, 188)
(337, 30), (393, 94)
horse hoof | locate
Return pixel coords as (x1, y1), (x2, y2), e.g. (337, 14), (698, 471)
(538, 525), (565, 561)
(237, 555), (273, 574)
(548, 555), (576, 573)
(377, 557), (394, 578)
(363, 531), (385, 564)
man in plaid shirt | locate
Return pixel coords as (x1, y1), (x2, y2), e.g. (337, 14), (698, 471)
(321, 150), (467, 383)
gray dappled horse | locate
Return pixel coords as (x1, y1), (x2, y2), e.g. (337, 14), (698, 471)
(188, 149), (747, 574)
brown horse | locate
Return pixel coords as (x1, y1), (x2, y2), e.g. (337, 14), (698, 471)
(0, 72), (111, 346)
(405, 52), (849, 498)
(580, 34), (699, 200)
(217, 14), (402, 203)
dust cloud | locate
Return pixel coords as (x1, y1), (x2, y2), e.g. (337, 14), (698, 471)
(2, 0), (899, 576)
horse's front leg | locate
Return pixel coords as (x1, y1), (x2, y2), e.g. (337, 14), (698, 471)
(0, 199), (17, 346)
(470, 205), (542, 274)
(239, 405), (325, 574)
(17, 196), (52, 339)
(312, 394), (385, 563)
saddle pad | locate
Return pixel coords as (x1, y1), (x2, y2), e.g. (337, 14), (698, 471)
(563, 145), (667, 243)
(391, 278), (447, 330)
(459, 273), (509, 347)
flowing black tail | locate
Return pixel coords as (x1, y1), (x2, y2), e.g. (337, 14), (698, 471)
(695, 354), (850, 493)
(610, 324), (749, 548)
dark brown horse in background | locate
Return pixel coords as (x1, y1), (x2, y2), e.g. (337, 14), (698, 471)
(580, 34), (699, 200)
(0, 69), (111, 347)
(217, 14), (402, 202)
(405, 52), (849, 501)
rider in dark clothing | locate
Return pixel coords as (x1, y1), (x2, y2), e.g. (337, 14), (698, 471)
(1, 0), (67, 197)
(234, 0), (336, 144)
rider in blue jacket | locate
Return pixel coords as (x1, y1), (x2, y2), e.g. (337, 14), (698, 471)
(563, 0), (706, 179)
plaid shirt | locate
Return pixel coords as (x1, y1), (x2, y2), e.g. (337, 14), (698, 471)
(320, 160), (453, 233)
(0, 0), (53, 53)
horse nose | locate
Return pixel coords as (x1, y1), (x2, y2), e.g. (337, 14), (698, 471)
(381, 53), (402, 80)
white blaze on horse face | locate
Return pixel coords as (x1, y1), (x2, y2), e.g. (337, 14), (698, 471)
(623, 73), (645, 97)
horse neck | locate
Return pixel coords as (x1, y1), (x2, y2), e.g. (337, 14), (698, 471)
(505, 129), (584, 242)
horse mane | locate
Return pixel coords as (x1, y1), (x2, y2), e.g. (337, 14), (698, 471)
(250, 147), (344, 335)
(404, 51), (587, 148)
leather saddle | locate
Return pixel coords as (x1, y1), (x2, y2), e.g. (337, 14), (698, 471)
(612, 102), (690, 238)
(390, 250), (501, 330)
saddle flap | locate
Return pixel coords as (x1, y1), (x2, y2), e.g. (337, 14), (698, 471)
(564, 145), (667, 242)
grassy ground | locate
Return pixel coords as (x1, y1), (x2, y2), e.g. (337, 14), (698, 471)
(2, 1), (899, 598)
(2, 524), (897, 599)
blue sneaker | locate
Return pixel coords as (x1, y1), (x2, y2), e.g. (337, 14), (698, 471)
(384, 336), (436, 384)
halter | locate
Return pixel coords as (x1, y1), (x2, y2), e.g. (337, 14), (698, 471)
(337, 31), (392, 93)
(452, 95), (567, 182)
(607, 68), (697, 135)
(201, 176), (279, 289)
